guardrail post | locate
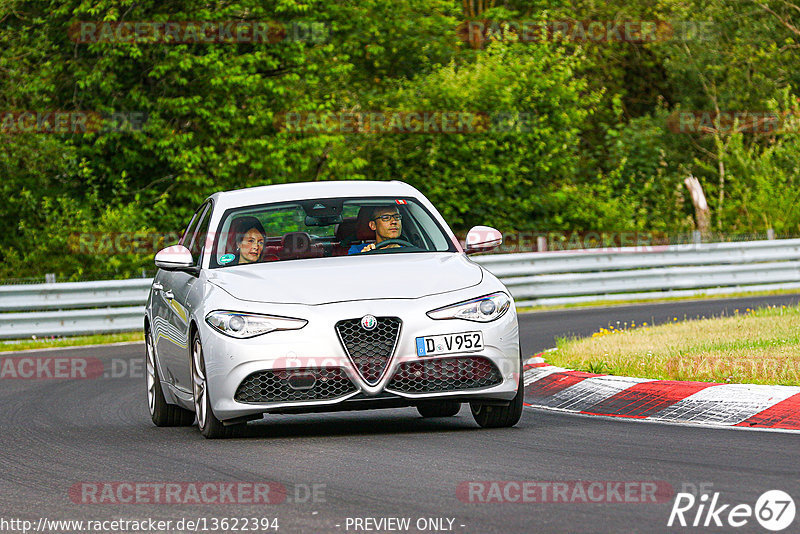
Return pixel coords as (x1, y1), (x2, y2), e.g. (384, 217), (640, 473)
(768, 228), (775, 240)
(536, 236), (547, 252)
(45, 273), (56, 284)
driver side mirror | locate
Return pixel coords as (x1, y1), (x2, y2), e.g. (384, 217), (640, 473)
(154, 245), (196, 271)
(465, 226), (503, 254)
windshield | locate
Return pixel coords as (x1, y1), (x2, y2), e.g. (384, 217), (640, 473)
(210, 196), (456, 268)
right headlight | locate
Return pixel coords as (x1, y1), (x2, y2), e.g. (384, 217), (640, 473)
(205, 311), (307, 339)
(427, 292), (511, 322)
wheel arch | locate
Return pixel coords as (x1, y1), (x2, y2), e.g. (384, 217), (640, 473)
(189, 318), (200, 346)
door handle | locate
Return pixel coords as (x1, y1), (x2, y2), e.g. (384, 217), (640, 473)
(164, 290), (174, 299)
(152, 282), (163, 291)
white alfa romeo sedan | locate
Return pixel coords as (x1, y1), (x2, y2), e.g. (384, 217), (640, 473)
(145, 180), (522, 438)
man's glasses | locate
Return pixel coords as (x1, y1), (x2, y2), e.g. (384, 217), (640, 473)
(374, 214), (402, 222)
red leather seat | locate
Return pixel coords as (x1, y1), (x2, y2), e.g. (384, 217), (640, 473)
(260, 240), (282, 262)
(333, 217), (357, 256)
(333, 208), (376, 255)
(355, 207), (376, 242)
(279, 232), (323, 260)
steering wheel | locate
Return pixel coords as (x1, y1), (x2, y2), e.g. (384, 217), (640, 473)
(373, 238), (415, 250)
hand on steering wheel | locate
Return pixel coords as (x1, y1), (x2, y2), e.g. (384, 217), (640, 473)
(373, 238), (415, 250)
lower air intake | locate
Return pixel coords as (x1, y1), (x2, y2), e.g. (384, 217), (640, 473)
(235, 367), (356, 403)
(386, 356), (503, 393)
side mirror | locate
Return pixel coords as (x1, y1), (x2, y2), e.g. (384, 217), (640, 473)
(154, 245), (195, 271)
(465, 226), (503, 254)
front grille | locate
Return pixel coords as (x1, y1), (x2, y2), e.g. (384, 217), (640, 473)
(386, 356), (503, 393)
(234, 367), (357, 404)
(335, 317), (402, 385)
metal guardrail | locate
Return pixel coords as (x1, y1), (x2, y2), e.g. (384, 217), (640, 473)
(1, 239), (799, 339)
(0, 278), (152, 312)
(476, 239), (800, 276)
(1, 307), (144, 339)
(0, 279), (151, 340)
(473, 238), (800, 306)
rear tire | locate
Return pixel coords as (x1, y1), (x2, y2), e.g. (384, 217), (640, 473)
(146, 329), (194, 427)
(470, 354), (524, 428)
(416, 401), (461, 418)
(191, 332), (243, 439)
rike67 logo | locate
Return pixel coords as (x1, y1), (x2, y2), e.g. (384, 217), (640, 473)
(668, 489), (796, 531)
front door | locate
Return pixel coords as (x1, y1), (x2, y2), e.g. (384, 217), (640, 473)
(157, 202), (211, 392)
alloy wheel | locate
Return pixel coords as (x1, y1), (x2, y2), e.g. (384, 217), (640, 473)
(146, 332), (157, 416)
(192, 337), (208, 430)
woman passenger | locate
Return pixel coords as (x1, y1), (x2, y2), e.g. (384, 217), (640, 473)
(231, 217), (266, 265)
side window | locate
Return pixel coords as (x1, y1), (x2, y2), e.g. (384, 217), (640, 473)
(180, 206), (204, 249)
(406, 202), (447, 250)
(189, 205), (212, 264)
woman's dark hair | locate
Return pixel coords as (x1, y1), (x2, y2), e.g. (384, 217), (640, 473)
(232, 216), (266, 245)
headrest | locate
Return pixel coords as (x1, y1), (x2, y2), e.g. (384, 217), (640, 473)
(281, 232), (312, 253)
(355, 207), (375, 241)
(335, 217), (358, 243)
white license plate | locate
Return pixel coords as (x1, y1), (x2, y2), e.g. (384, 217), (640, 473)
(416, 332), (484, 356)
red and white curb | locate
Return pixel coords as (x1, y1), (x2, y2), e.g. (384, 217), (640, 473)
(522, 356), (800, 432)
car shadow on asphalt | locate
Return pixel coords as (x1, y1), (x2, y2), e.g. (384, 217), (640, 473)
(139, 407), (533, 441)
(221, 407), (534, 440)
(235, 409), (479, 439)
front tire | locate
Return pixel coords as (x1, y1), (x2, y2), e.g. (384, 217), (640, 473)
(146, 329), (194, 427)
(417, 401), (461, 418)
(470, 355), (525, 428)
(191, 332), (241, 439)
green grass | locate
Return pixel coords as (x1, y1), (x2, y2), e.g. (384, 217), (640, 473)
(0, 331), (143, 352)
(516, 288), (800, 313)
(548, 303), (800, 385)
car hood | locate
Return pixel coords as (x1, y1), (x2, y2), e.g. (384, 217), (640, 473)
(205, 253), (483, 305)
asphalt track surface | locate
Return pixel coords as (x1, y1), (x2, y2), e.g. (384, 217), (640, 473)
(1, 295), (799, 534)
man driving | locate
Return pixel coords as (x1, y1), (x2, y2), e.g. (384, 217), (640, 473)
(348, 205), (403, 254)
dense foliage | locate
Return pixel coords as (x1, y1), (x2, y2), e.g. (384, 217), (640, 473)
(2, 0), (800, 279)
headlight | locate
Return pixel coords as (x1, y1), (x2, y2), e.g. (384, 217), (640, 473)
(205, 311), (307, 339)
(427, 292), (511, 322)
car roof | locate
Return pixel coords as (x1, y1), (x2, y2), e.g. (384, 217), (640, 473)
(209, 180), (423, 210)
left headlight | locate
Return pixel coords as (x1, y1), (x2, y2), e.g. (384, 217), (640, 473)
(205, 311), (307, 339)
(427, 292), (511, 322)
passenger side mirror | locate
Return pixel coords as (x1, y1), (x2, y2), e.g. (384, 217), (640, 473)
(154, 245), (196, 271)
(465, 226), (503, 254)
